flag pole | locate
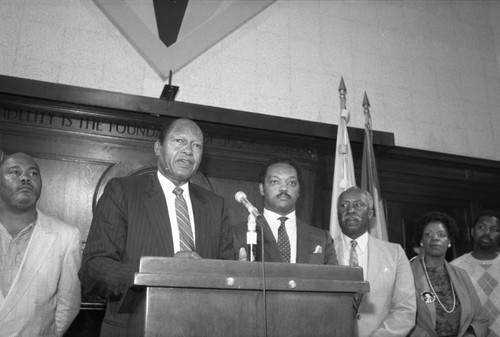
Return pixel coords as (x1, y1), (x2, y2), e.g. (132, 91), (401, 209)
(339, 77), (349, 188)
(329, 77), (356, 239)
(361, 92), (389, 241)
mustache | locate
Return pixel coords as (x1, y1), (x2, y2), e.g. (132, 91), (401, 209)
(17, 183), (34, 191)
(343, 213), (361, 221)
(479, 235), (492, 242)
(277, 192), (291, 198)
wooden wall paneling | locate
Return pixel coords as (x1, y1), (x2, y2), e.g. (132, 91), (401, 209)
(3, 74), (500, 261)
(5, 75), (500, 337)
(376, 147), (500, 259)
(1, 77), (386, 245)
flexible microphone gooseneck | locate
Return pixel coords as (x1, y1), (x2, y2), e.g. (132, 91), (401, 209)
(235, 191), (263, 222)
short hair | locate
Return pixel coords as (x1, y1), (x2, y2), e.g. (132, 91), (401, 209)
(156, 118), (203, 144)
(259, 157), (303, 187)
(338, 186), (374, 210)
(414, 211), (458, 240)
(473, 210), (500, 228)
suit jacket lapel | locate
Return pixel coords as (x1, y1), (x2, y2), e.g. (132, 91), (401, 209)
(366, 236), (378, 283)
(415, 255), (437, 328)
(296, 219), (313, 264)
(334, 236), (344, 264)
(190, 185), (209, 254)
(257, 218), (282, 262)
(144, 174), (174, 256)
(445, 262), (464, 331)
(0, 215), (56, 320)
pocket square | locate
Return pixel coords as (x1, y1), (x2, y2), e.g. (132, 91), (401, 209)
(313, 245), (322, 253)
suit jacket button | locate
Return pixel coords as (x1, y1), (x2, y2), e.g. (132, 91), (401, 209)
(356, 314), (361, 320)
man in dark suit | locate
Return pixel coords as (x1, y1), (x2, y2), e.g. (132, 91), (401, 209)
(79, 118), (233, 336)
(233, 158), (337, 264)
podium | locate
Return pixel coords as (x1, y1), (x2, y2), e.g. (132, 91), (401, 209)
(120, 257), (369, 337)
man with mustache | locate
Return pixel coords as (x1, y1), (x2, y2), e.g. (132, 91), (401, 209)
(0, 152), (81, 336)
(334, 187), (416, 337)
(233, 158), (338, 264)
(80, 118), (234, 336)
(451, 210), (500, 337)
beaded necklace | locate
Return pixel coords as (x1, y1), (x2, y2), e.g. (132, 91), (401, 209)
(422, 258), (456, 314)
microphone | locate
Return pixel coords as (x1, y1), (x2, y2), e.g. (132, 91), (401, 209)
(235, 191), (263, 222)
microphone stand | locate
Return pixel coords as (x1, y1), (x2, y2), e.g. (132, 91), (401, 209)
(255, 216), (268, 337)
(247, 215), (257, 262)
(239, 195), (268, 336)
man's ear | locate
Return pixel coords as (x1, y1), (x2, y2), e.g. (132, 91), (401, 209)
(368, 208), (374, 218)
(259, 183), (264, 197)
(154, 140), (161, 156)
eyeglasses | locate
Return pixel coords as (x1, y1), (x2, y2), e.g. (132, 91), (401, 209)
(423, 231), (448, 239)
(338, 201), (368, 211)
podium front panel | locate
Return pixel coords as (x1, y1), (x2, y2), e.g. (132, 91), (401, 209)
(125, 258), (368, 337)
(129, 287), (354, 337)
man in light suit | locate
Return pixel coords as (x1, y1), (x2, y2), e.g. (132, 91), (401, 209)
(233, 158), (337, 265)
(0, 152), (81, 336)
(334, 186), (416, 337)
(79, 118), (234, 336)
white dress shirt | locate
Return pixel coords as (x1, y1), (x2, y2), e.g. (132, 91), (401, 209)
(340, 231), (368, 280)
(263, 209), (297, 263)
(157, 172), (196, 253)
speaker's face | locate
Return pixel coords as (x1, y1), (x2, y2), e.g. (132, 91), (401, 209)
(155, 119), (203, 186)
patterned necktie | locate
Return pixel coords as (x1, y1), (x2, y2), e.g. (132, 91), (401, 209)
(173, 187), (194, 251)
(277, 216), (291, 263)
(349, 240), (358, 266)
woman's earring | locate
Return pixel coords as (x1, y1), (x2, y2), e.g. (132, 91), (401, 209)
(448, 243), (451, 248)
(420, 242), (423, 247)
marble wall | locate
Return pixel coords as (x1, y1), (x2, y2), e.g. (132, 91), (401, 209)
(1, 0), (499, 160)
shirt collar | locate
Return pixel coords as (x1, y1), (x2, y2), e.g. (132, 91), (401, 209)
(341, 231), (369, 251)
(0, 213), (37, 240)
(157, 171), (189, 194)
(263, 209), (296, 229)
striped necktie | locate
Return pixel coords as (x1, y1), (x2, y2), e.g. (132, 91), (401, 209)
(349, 240), (358, 266)
(173, 187), (194, 251)
(277, 216), (291, 263)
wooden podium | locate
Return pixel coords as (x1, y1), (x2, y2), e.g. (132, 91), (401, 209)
(120, 257), (369, 337)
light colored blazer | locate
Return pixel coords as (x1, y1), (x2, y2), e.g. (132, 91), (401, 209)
(409, 256), (490, 337)
(335, 234), (416, 337)
(0, 210), (81, 337)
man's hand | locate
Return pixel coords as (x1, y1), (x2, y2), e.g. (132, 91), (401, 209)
(174, 251), (202, 259)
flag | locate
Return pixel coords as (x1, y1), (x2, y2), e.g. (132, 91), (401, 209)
(329, 79), (356, 238)
(361, 92), (388, 241)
